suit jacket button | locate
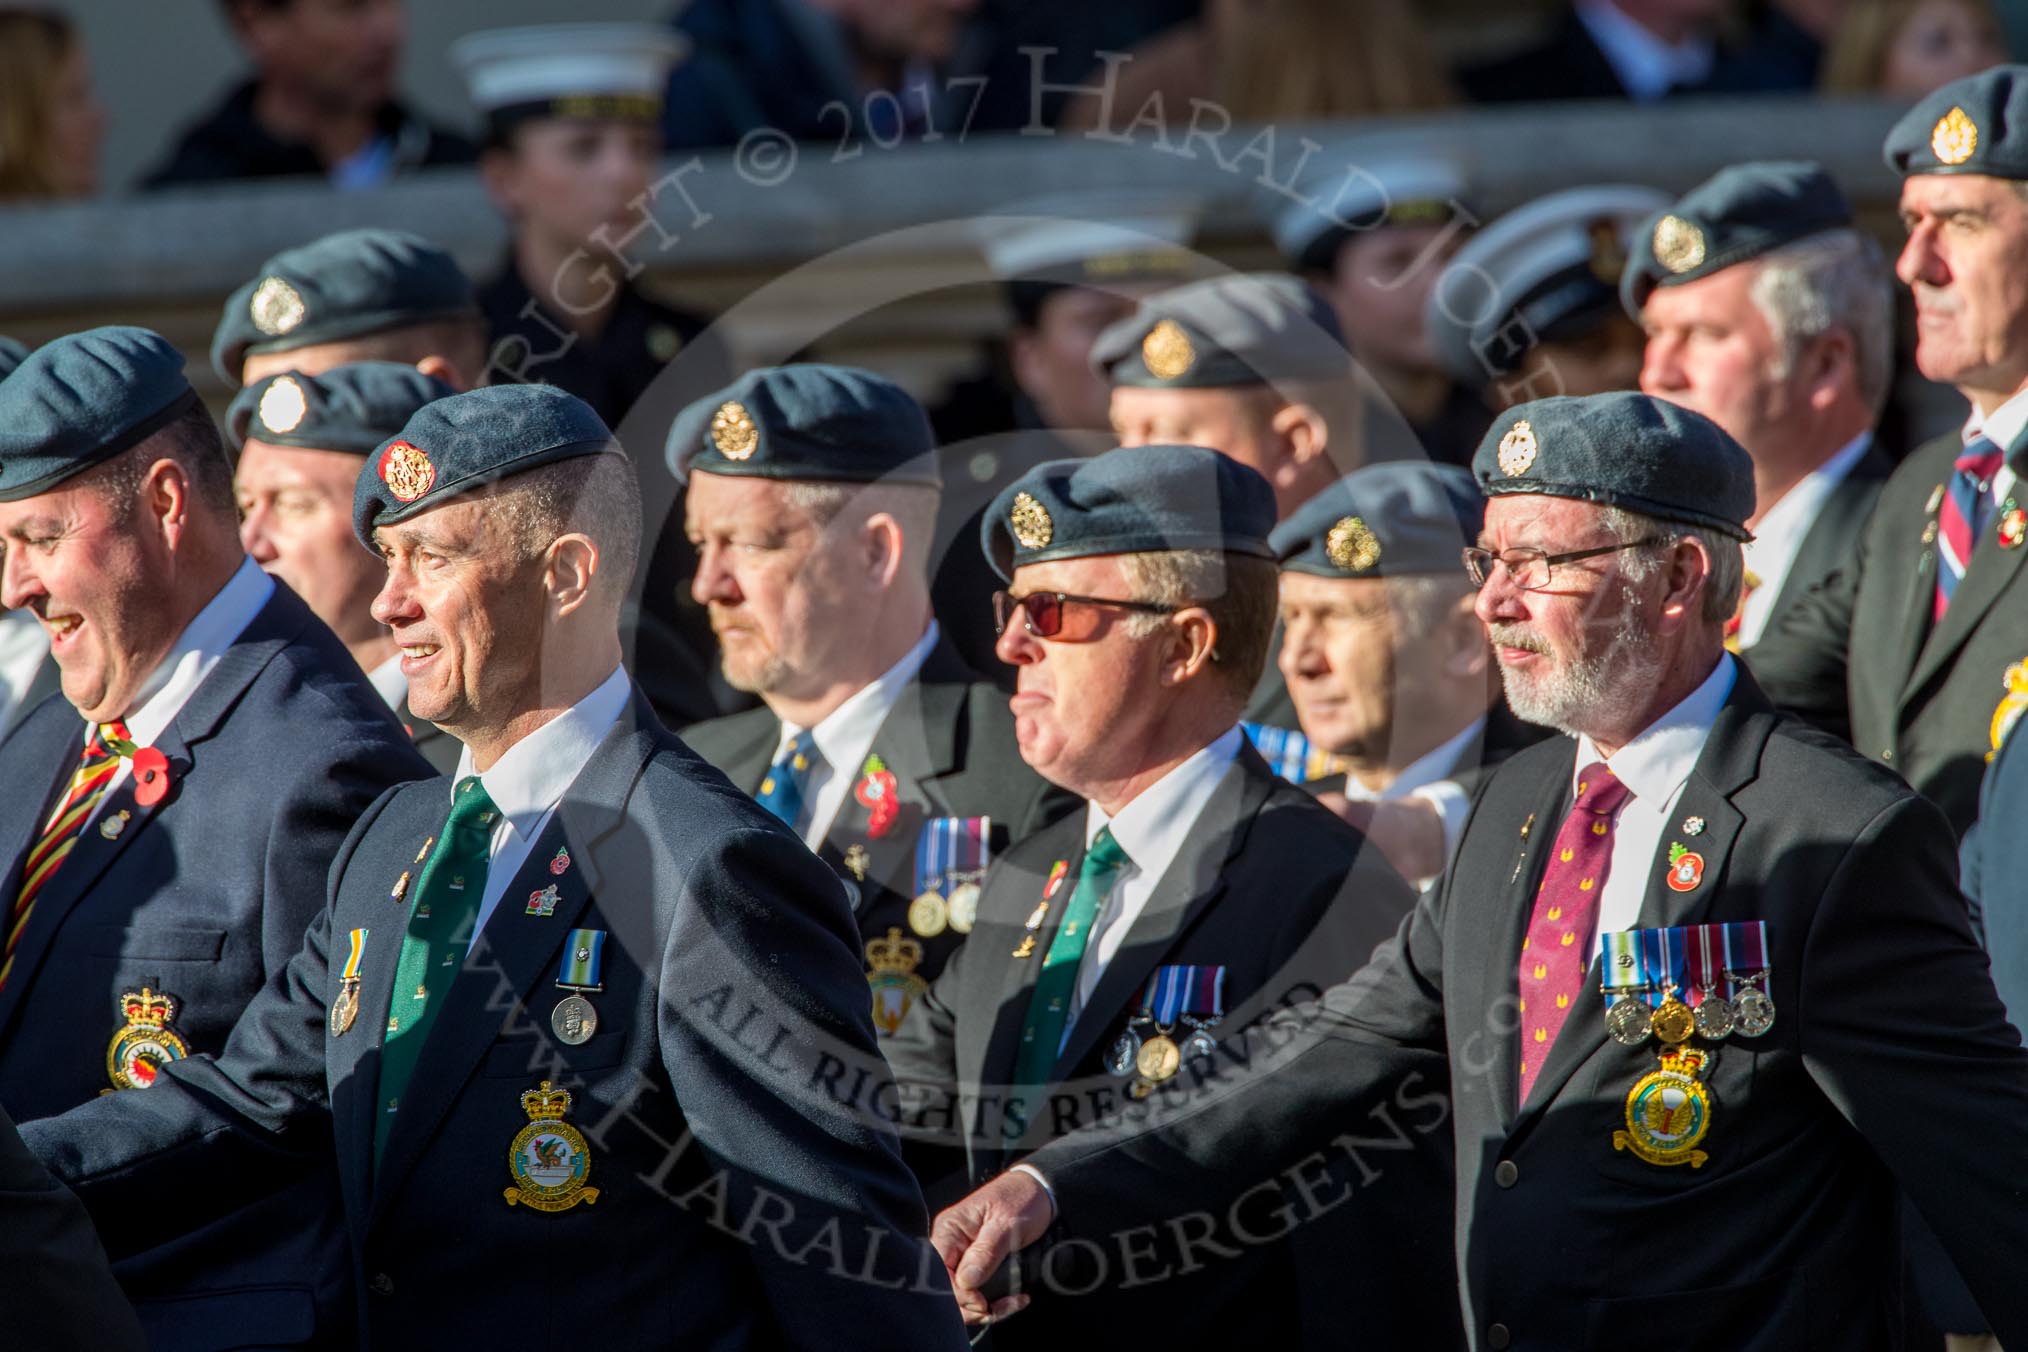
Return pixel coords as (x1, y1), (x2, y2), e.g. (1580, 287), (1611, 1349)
(1495, 1160), (1518, 1188)
(1488, 1323), (1511, 1349)
(368, 1272), (395, 1297)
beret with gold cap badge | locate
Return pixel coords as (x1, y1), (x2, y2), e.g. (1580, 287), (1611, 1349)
(230, 363), (455, 456)
(668, 363), (941, 487)
(1091, 272), (1348, 389)
(981, 443), (1277, 582)
(1472, 392), (1755, 542)
(1885, 64), (2028, 178)
(352, 383), (621, 547)
(1272, 462), (1484, 579)
(1621, 161), (1853, 317)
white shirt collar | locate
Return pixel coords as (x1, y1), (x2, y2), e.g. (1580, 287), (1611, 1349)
(1963, 386), (2028, 454)
(366, 652), (408, 714)
(1736, 431), (1871, 648)
(122, 556), (275, 747)
(1572, 654), (1737, 804)
(772, 621), (940, 775)
(1342, 715), (1487, 802)
(454, 665), (632, 845)
(1576, 0), (1715, 101)
(1085, 725), (1245, 866)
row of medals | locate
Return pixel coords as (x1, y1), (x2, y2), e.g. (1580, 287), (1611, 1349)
(329, 976), (599, 1047)
(1107, 1014), (1218, 1099)
(1605, 969), (1776, 1047)
(906, 877), (984, 939)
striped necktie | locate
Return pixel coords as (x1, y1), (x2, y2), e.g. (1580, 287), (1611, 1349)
(3, 720), (131, 991)
(1936, 436), (2004, 621)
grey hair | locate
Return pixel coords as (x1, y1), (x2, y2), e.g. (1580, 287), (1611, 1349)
(1114, 548), (1280, 699)
(780, 480), (940, 576)
(1747, 229), (1894, 415)
(493, 453), (644, 598)
(1601, 505), (1744, 624)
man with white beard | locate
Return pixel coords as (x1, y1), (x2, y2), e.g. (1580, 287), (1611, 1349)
(929, 391), (2028, 1351)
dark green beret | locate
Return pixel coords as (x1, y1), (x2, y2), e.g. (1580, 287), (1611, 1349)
(212, 228), (477, 386)
(1886, 65), (2028, 178)
(1473, 392), (1754, 542)
(0, 336), (28, 381)
(352, 384), (621, 547)
(230, 363), (456, 455)
(669, 364), (940, 487)
(1621, 162), (1852, 316)
(981, 443), (1276, 582)
(1092, 273), (1348, 389)
(1272, 463), (1483, 579)
(0, 327), (200, 504)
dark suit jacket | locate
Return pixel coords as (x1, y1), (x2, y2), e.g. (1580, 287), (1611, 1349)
(0, 1101), (145, 1351)
(1024, 669), (2028, 1351)
(0, 649), (60, 739)
(22, 692), (969, 1350)
(1304, 701), (1548, 803)
(1750, 439), (1893, 645)
(0, 582), (430, 1349)
(886, 743), (1454, 1349)
(1749, 432), (2025, 834)
(681, 643), (1080, 997)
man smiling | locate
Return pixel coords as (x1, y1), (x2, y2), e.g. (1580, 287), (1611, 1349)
(22, 383), (968, 1348)
(0, 327), (428, 1346)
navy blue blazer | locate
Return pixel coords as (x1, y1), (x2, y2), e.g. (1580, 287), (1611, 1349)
(0, 580), (431, 1348)
(23, 691), (970, 1350)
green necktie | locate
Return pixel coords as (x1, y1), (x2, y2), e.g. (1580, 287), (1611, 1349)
(1011, 827), (1132, 1095)
(375, 775), (499, 1164)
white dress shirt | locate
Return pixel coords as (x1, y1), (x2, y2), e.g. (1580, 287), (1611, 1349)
(1065, 726), (1243, 1045)
(769, 622), (939, 848)
(455, 664), (632, 952)
(0, 609), (50, 729)
(1736, 432), (1873, 649)
(366, 653), (408, 715)
(1576, 0), (1715, 101)
(79, 557), (274, 829)
(1963, 386), (2028, 512)
(1573, 655), (1737, 951)
(1341, 714), (1486, 882)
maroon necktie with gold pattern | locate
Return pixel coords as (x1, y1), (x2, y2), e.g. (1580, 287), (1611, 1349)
(1517, 762), (1631, 1102)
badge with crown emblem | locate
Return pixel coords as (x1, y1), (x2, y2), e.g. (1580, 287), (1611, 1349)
(504, 1081), (600, 1212)
(1614, 1045), (1714, 1168)
(865, 927), (928, 1036)
(105, 987), (191, 1091)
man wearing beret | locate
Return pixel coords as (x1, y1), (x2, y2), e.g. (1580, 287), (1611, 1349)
(0, 327), (431, 1344)
(22, 383), (971, 1349)
(232, 362), (461, 771)
(934, 392), (2028, 1351)
(1273, 463), (1544, 888)
(1751, 66), (2028, 834)
(213, 227), (488, 393)
(1626, 161), (1894, 664)
(885, 443), (1432, 1348)
(1093, 272), (1384, 777)
(1425, 183), (1663, 412)
(675, 366), (1077, 1026)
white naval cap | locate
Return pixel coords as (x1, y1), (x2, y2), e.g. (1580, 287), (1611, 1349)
(451, 23), (686, 129)
(1271, 153), (1471, 271)
(1424, 183), (1669, 384)
(969, 192), (1202, 284)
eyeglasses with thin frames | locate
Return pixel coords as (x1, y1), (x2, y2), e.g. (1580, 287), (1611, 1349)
(1460, 537), (1663, 592)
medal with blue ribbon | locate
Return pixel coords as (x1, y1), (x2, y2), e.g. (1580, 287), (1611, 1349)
(552, 928), (605, 1047)
(908, 816), (991, 938)
(1600, 930), (1651, 1045)
(1109, 964), (1228, 1096)
(329, 928), (367, 1038)
(1721, 920), (1775, 1036)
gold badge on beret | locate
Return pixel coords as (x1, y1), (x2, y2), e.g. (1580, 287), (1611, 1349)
(709, 401), (759, 461)
(256, 375), (308, 436)
(378, 439), (436, 503)
(249, 276), (306, 337)
(1651, 216), (1706, 275)
(1141, 319), (1196, 381)
(1326, 516), (1382, 573)
(1933, 105), (1979, 166)
(1497, 420), (1538, 477)
(1010, 491), (1053, 550)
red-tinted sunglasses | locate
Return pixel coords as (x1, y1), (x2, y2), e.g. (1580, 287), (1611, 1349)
(992, 589), (1175, 642)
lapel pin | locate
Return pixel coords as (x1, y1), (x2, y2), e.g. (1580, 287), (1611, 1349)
(1927, 483), (1945, 515)
(527, 885), (561, 917)
(843, 843), (870, 882)
(99, 809), (131, 840)
(549, 847), (570, 876)
(1681, 816), (1706, 836)
(2002, 504), (2027, 550)
(131, 747), (173, 807)
(1666, 842), (1705, 892)
(1509, 812), (1536, 884)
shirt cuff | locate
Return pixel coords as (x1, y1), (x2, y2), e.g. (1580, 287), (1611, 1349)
(1008, 1162), (1059, 1222)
